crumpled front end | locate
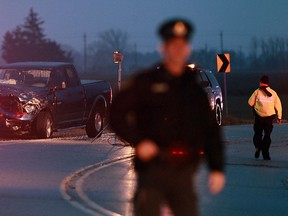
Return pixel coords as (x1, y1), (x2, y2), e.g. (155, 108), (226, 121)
(0, 94), (43, 134)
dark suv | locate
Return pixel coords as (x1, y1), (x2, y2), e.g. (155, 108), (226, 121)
(190, 65), (223, 126)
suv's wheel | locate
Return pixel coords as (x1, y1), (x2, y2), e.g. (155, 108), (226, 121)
(215, 103), (222, 126)
(85, 108), (103, 138)
(35, 112), (53, 138)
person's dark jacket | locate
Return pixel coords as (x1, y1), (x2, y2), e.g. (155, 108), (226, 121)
(109, 64), (224, 172)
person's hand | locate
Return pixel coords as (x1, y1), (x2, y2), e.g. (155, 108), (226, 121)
(135, 139), (159, 162)
(208, 171), (226, 195)
(277, 118), (282, 124)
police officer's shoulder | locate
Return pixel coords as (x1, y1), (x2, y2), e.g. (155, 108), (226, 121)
(184, 66), (204, 89)
(184, 65), (198, 79)
(120, 76), (135, 91)
(121, 65), (159, 91)
(134, 64), (162, 81)
(267, 87), (278, 95)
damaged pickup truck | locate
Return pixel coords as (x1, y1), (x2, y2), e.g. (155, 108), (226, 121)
(0, 62), (112, 138)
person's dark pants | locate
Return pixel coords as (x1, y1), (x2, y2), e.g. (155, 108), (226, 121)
(253, 114), (274, 158)
(134, 163), (198, 216)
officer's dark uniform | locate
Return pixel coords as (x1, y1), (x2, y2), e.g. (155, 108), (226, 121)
(109, 19), (224, 216)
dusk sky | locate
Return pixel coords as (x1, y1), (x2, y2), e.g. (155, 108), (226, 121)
(0, 0), (288, 55)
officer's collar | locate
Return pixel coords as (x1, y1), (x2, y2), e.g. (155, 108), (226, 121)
(156, 63), (188, 80)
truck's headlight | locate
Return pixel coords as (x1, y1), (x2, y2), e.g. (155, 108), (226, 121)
(24, 105), (36, 113)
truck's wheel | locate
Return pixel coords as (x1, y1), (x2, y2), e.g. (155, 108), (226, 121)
(35, 112), (53, 138)
(215, 103), (222, 126)
(86, 108), (103, 138)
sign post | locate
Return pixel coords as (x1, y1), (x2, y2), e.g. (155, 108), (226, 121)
(217, 53), (231, 116)
(113, 51), (124, 92)
(113, 51), (127, 145)
(92, 51), (124, 144)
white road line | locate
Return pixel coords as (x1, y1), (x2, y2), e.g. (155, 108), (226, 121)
(76, 158), (131, 216)
(60, 155), (134, 216)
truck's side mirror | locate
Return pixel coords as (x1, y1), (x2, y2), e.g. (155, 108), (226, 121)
(50, 82), (67, 92)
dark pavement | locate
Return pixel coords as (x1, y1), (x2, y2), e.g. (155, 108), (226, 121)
(63, 124), (288, 216)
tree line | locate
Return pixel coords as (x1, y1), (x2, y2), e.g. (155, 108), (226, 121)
(1, 8), (72, 63)
(1, 8), (288, 96)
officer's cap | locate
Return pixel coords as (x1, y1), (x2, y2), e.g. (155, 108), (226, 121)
(158, 18), (194, 41)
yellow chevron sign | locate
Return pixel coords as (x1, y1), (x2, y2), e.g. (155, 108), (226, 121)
(217, 53), (231, 72)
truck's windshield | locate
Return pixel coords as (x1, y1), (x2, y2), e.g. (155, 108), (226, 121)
(0, 69), (51, 87)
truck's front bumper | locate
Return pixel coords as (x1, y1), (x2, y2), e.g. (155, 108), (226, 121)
(0, 113), (33, 134)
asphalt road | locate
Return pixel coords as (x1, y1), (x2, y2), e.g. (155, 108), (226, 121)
(0, 130), (132, 216)
(0, 124), (288, 216)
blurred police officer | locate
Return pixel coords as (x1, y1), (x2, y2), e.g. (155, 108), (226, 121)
(110, 18), (225, 216)
(248, 75), (282, 160)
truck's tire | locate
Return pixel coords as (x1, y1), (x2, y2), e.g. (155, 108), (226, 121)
(215, 103), (222, 126)
(85, 108), (103, 138)
(35, 112), (53, 138)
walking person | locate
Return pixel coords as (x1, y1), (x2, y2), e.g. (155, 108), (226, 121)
(248, 75), (282, 160)
(109, 18), (225, 216)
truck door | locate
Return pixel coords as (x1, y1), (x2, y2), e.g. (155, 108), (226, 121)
(50, 67), (85, 127)
(65, 66), (86, 123)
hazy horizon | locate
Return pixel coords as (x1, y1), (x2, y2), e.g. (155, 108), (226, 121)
(0, 0), (288, 55)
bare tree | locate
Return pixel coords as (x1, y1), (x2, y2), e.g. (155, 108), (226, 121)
(98, 29), (129, 52)
(88, 29), (130, 74)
